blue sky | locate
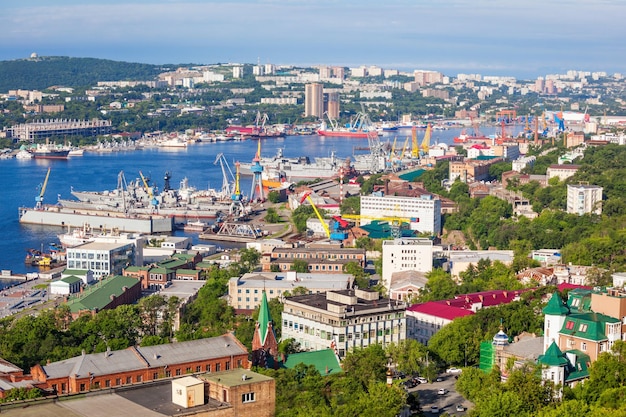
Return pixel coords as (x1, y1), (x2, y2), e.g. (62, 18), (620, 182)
(1, 0), (625, 79)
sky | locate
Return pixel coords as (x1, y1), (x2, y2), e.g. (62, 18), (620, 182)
(1, 0), (625, 79)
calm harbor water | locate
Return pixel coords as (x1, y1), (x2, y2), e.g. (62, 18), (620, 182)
(0, 126), (519, 282)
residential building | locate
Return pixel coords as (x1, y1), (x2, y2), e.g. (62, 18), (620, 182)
(123, 265), (175, 290)
(30, 334), (249, 394)
(282, 289), (407, 358)
(382, 238), (434, 290)
(406, 290), (526, 345)
(326, 91), (340, 119)
(566, 184), (603, 215)
(304, 83), (324, 118)
(261, 247), (365, 273)
(447, 250), (515, 279)
(388, 270), (429, 302)
(228, 271), (353, 313)
(202, 369), (275, 417)
(479, 331), (546, 381)
(449, 157), (504, 182)
(360, 194), (442, 235)
(546, 164), (581, 181)
(511, 155), (536, 172)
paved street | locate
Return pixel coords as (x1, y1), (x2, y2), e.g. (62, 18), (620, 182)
(408, 373), (470, 416)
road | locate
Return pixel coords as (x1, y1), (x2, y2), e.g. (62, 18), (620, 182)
(407, 373), (470, 416)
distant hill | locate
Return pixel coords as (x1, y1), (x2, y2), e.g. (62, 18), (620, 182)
(0, 56), (169, 91)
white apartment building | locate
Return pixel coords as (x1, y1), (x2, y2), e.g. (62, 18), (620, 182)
(512, 155), (536, 172)
(382, 238), (433, 289)
(567, 184), (603, 215)
(282, 289), (406, 358)
(360, 194), (442, 235)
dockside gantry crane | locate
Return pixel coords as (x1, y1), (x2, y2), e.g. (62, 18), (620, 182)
(35, 167), (51, 210)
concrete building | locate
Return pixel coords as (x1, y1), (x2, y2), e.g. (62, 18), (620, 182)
(282, 289), (407, 358)
(360, 194), (442, 235)
(9, 119), (112, 142)
(304, 83), (324, 118)
(449, 157), (503, 182)
(228, 271), (353, 312)
(382, 238), (433, 290)
(66, 240), (138, 279)
(326, 91), (340, 119)
(566, 184), (603, 215)
(261, 247), (366, 273)
(546, 164), (581, 182)
(202, 369), (275, 417)
(447, 250), (515, 279)
(49, 276), (82, 295)
(511, 155), (536, 172)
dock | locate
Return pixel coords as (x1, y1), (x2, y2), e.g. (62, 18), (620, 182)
(19, 205), (173, 233)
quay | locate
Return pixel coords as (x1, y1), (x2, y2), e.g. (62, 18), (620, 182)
(18, 205), (173, 233)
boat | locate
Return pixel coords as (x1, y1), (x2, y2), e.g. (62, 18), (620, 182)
(182, 219), (209, 232)
(31, 143), (69, 159)
(67, 148), (84, 156)
(15, 149), (34, 159)
(58, 223), (97, 247)
(317, 111), (377, 138)
(158, 136), (188, 148)
(239, 147), (352, 181)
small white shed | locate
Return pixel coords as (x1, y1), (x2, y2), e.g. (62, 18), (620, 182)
(172, 376), (205, 409)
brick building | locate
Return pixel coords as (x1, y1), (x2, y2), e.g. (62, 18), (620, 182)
(261, 247), (365, 273)
(64, 275), (142, 319)
(30, 334), (249, 395)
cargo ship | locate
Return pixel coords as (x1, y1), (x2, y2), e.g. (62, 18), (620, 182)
(31, 143), (69, 159)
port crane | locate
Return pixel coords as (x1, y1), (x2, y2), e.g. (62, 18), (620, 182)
(214, 153), (236, 200)
(35, 167), (51, 210)
(411, 126), (419, 158)
(139, 171), (159, 212)
(420, 123), (432, 154)
(340, 213), (415, 238)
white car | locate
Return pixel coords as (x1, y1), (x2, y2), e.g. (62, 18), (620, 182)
(437, 388), (448, 395)
(446, 367), (462, 374)
(417, 377), (428, 384)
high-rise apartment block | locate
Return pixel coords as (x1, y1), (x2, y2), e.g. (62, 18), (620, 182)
(326, 92), (340, 119)
(567, 184), (603, 215)
(305, 83), (324, 118)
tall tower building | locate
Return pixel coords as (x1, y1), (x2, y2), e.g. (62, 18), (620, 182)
(326, 92), (340, 120)
(305, 83), (324, 118)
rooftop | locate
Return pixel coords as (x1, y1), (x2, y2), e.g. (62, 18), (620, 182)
(65, 275), (140, 313)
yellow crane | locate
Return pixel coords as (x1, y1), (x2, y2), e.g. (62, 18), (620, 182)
(35, 167), (51, 210)
(300, 192), (330, 238)
(411, 126), (419, 158)
(420, 123), (432, 153)
(340, 213), (416, 238)
(139, 171), (159, 210)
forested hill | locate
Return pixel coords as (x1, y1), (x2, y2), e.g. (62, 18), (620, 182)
(0, 56), (168, 91)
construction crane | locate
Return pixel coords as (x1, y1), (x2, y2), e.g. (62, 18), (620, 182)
(299, 192), (348, 242)
(139, 171), (159, 211)
(35, 167), (51, 210)
(230, 162), (246, 216)
(300, 192), (330, 238)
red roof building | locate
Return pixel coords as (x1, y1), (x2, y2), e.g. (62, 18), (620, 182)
(406, 289), (528, 345)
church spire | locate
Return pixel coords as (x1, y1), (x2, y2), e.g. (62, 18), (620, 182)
(257, 290), (272, 345)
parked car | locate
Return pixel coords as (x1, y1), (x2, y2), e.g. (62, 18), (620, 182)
(437, 388), (448, 395)
(435, 376), (444, 382)
(456, 404), (465, 412)
(417, 377), (428, 384)
(430, 406), (440, 414)
(403, 379), (417, 389)
(446, 367), (462, 374)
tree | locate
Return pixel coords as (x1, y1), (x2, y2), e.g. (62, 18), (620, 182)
(238, 248), (261, 272)
(290, 259), (309, 273)
(268, 190), (281, 203)
(385, 339), (428, 375)
(340, 195), (360, 215)
(265, 207), (281, 223)
(343, 261), (370, 289)
(341, 344), (388, 390)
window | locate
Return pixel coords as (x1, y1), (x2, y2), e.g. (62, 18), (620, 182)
(578, 323), (588, 332)
(165, 370), (171, 377)
(186, 367), (192, 373)
(565, 321), (575, 330)
(226, 361), (231, 370)
(581, 342), (587, 351)
(215, 363), (221, 372)
(242, 392), (256, 403)
(115, 378), (121, 386)
(105, 380), (110, 387)
(206, 364), (211, 372)
(136, 375), (142, 382)
(80, 383), (86, 392)
(126, 376), (132, 384)
(176, 369), (181, 376)
(196, 366), (201, 372)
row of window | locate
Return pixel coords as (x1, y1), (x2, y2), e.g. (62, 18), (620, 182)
(67, 252), (110, 260)
(53, 360), (242, 394)
(274, 253), (362, 260)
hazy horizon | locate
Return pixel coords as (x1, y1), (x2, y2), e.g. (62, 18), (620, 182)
(2, 1), (625, 79)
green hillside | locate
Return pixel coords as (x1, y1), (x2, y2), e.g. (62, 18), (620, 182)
(0, 56), (168, 91)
